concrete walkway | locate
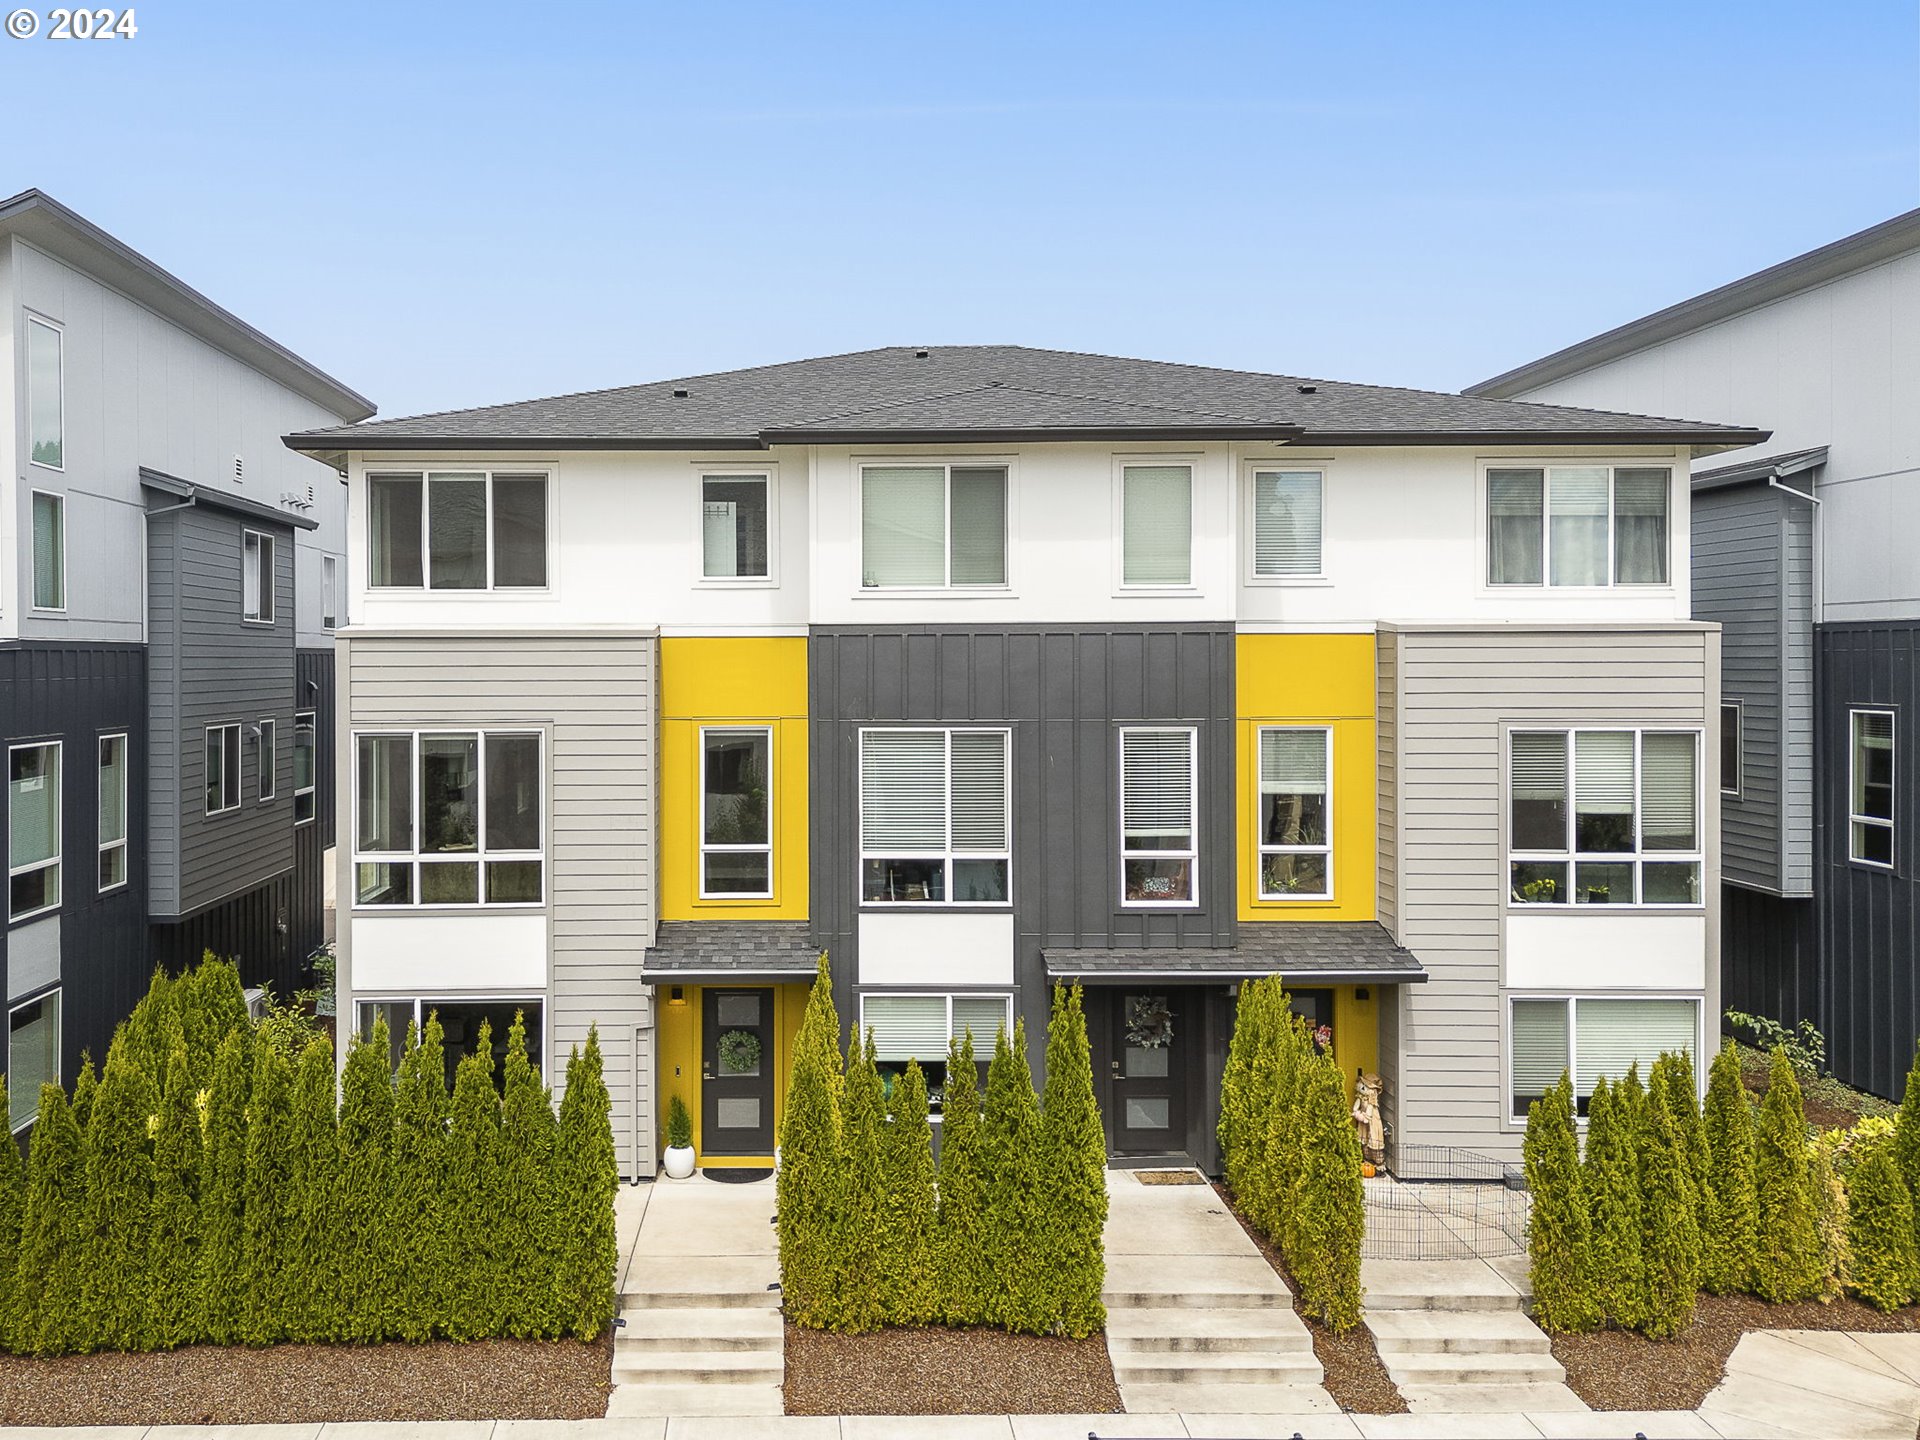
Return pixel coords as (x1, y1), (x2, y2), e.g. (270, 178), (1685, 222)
(1699, 1329), (1920, 1439)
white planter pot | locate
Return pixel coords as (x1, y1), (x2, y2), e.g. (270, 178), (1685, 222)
(663, 1144), (696, 1180)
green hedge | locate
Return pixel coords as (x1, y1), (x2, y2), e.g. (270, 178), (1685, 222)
(0, 954), (617, 1355)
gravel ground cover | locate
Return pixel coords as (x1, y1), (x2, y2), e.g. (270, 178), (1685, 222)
(783, 1321), (1123, 1415)
(0, 1335), (613, 1426)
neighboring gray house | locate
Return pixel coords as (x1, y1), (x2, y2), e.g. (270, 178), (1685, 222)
(1, 190), (372, 1128)
(1469, 209), (1920, 1098)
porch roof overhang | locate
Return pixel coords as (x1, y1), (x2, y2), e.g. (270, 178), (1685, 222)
(1043, 922), (1428, 986)
(640, 920), (820, 984)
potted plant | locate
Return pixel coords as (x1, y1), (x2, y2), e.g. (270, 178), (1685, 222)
(663, 1094), (696, 1179)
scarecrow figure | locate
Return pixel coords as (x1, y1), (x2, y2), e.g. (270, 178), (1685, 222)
(1351, 1070), (1386, 1169)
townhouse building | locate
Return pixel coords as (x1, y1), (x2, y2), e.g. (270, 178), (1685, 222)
(1469, 208), (1920, 1099)
(286, 346), (1760, 1177)
(3, 191), (370, 1130)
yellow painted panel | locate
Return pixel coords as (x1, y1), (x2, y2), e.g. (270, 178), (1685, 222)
(661, 636), (808, 720)
(1236, 632), (1375, 719)
(655, 981), (810, 1165)
(1331, 984), (1382, 1103)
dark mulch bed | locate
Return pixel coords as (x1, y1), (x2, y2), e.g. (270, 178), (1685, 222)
(783, 1320), (1122, 1415)
(0, 1334), (614, 1426)
(1553, 1293), (1920, 1411)
(1213, 1182), (1408, 1414)
(1736, 1042), (1896, 1131)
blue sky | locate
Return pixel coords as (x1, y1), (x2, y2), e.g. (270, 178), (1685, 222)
(4, 1), (1916, 419)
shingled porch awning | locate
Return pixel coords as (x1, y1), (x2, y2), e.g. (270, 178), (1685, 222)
(641, 921), (821, 985)
(1042, 922), (1426, 986)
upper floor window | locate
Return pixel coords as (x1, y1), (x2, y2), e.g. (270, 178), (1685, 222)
(1509, 728), (1701, 907)
(353, 730), (544, 907)
(243, 531), (275, 623)
(26, 316), (62, 470)
(1250, 469), (1324, 578)
(205, 724), (241, 816)
(1720, 702), (1742, 797)
(322, 555), (339, 630)
(31, 492), (64, 611)
(97, 734), (128, 892)
(294, 710), (317, 825)
(367, 471), (549, 591)
(1487, 466), (1669, 588)
(859, 728), (1010, 904)
(1850, 709), (1895, 868)
(8, 990), (59, 1132)
(1258, 727), (1331, 899)
(8, 741), (61, 921)
(860, 465), (1007, 589)
(702, 727), (772, 897)
(1121, 464), (1193, 587)
(702, 474), (771, 581)
(258, 719), (277, 803)
(1121, 727), (1197, 906)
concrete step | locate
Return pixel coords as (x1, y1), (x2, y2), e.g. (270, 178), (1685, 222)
(616, 1306), (783, 1352)
(620, 1256), (780, 1309)
(612, 1349), (784, 1385)
(1382, 1350), (1568, 1387)
(1115, 1382), (1338, 1416)
(1102, 1253), (1293, 1310)
(1362, 1286), (1520, 1314)
(1364, 1308), (1553, 1356)
(1397, 1381), (1589, 1415)
(605, 1382), (785, 1418)
(1113, 1353), (1325, 1386)
(1105, 1307), (1316, 1355)
(618, 1281), (781, 1310)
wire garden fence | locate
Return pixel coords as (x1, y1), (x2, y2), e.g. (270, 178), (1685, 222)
(1362, 1143), (1530, 1260)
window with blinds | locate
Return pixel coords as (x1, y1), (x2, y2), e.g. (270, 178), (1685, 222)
(1509, 996), (1698, 1118)
(1122, 465), (1193, 586)
(859, 729), (1011, 905)
(1509, 999), (1569, 1117)
(1487, 465), (1670, 590)
(1850, 709), (1896, 868)
(1120, 727), (1197, 905)
(1257, 727), (1331, 899)
(859, 993), (1012, 1115)
(860, 464), (1007, 589)
(1509, 728), (1701, 906)
(1251, 471), (1323, 577)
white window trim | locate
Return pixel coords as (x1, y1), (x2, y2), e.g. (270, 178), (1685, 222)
(258, 718), (277, 803)
(856, 726), (1013, 909)
(1479, 460), (1677, 594)
(1849, 707), (1897, 871)
(294, 709), (317, 826)
(8, 740), (62, 922)
(1113, 455), (1200, 595)
(695, 466), (779, 589)
(97, 732), (128, 894)
(854, 459), (1014, 596)
(1505, 992), (1703, 1125)
(1505, 726), (1706, 910)
(242, 530), (275, 624)
(25, 313), (64, 474)
(1721, 701), (1743, 798)
(354, 994), (548, 1073)
(1255, 725), (1333, 901)
(205, 724), (241, 817)
(365, 469), (555, 594)
(29, 489), (66, 613)
(8, 987), (62, 1133)
(699, 725), (775, 900)
(322, 555), (339, 630)
(1242, 460), (1331, 586)
(1119, 724), (1200, 909)
(351, 728), (547, 910)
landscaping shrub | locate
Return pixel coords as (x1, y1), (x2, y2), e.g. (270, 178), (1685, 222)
(1753, 1046), (1826, 1302)
(199, 1027), (253, 1345)
(934, 1026), (989, 1324)
(444, 1021), (506, 1342)
(13, 1084), (91, 1355)
(1653, 1050), (1712, 1234)
(1810, 1135), (1850, 1302)
(1291, 1049), (1365, 1332)
(498, 1010), (561, 1339)
(1217, 974), (1268, 1198)
(1040, 983), (1107, 1339)
(83, 1044), (159, 1350)
(666, 1094), (693, 1150)
(0, 1077), (22, 1340)
(288, 1037), (344, 1343)
(1639, 1102), (1702, 1338)
(1702, 1038), (1759, 1295)
(982, 1019), (1048, 1333)
(389, 1014), (450, 1342)
(1583, 1077), (1648, 1330)
(146, 1044), (202, 1351)
(70, 1056), (98, 1132)
(835, 1028), (889, 1331)
(338, 1019), (397, 1344)
(1726, 1008), (1826, 1081)
(777, 956), (846, 1329)
(1523, 1071), (1600, 1333)
(552, 1027), (619, 1341)
(1845, 1141), (1919, 1311)
(879, 1057), (938, 1326)
(241, 1040), (297, 1345)
(1896, 1043), (1920, 1209)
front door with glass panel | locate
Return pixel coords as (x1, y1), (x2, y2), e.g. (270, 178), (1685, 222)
(1112, 991), (1184, 1153)
(702, 988), (775, 1155)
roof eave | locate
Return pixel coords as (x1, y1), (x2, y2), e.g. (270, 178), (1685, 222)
(1294, 427), (1770, 449)
(759, 423), (1307, 445)
(281, 432), (769, 456)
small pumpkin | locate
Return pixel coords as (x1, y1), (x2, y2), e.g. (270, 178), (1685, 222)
(1360, 1161), (1377, 1179)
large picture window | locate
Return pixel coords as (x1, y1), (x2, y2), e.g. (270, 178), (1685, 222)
(1121, 727), (1198, 906)
(367, 471), (549, 591)
(702, 728), (772, 897)
(1487, 465), (1670, 587)
(9, 742), (61, 921)
(859, 728), (1010, 905)
(858, 992), (1011, 1114)
(1250, 469), (1324, 578)
(1850, 709), (1896, 868)
(8, 990), (59, 1131)
(1257, 727), (1331, 899)
(702, 474), (771, 580)
(1510, 995), (1699, 1119)
(98, 734), (128, 892)
(860, 464), (1007, 589)
(27, 315), (62, 470)
(353, 730), (544, 907)
(1121, 464), (1193, 587)
(1508, 728), (1701, 907)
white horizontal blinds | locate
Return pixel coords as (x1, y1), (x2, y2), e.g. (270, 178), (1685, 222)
(1510, 731), (1569, 850)
(949, 732), (1008, 852)
(1511, 1000), (1570, 1101)
(1260, 729), (1327, 794)
(860, 731), (947, 851)
(1575, 731), (1634, 818)
(1548, 467), (1610, 587)
(1123, 465), (1193, 585)
(1574, 998), (1696, 1096)
(863, 467), (946, 587)
(1613, 468), (1670, 585)
(1122, 730), (1194, 847)
(951, 996), (1011, 1047)
(1253, 471), (1322, 576)
(1487, 468), (1543, 585)
(864, 996), (949, 1061)
(1640, 733), (1698, 851)
(949, 468), (1007, 586)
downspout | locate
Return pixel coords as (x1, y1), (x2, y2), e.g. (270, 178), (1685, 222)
(1768, 477), (1821, 505)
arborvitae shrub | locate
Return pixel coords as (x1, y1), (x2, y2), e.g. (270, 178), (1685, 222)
(241, 1040), (296, 1345)
(1703, 1039), (1759, 1294)
(1260, 1001), (1309, 1253)
(935, 1027), (989, 1325)
(1754, 1047), (1825, 1302)
(878, 1058), (937, 1327)
(1524, 1072), (1600, 1332)
(390, 1015), (450, 1342)
(118, 968), (178, 1087)
(1810, 1138), (1849, 1301)
(499, 1011), (561, 1339)
(1218, 977), (1267, 1196)
(1652, 1051), (1711, 1236)
(835, 1029), (888, 1332)
(553, 1026), (618, 1341)
(180, 955), (251, 1092)
(1895, 1040), (1920, 1209)
(1583, 1078), (1647, 1330)
(1290, 1051), (1365, 1332)
(1639, 1102), (1702, 1338)
(1040, 984), (1107, 1339)
(338, 1019), (397, 1344)
(14, 1085), (91, 1355)
(71, 1056), (98, 1133)
(147, 1043), (204, 1350)
(0, 1077), (23, 1345)
(443, 1021), (505, 1342)
(1846, 1141), (1918, 1311)
(84, 1045), (159, 1351)
(288, 1037), (344, 1343)
(199, 1027), (252, 1346)
(981, 1019), (1047, 1334)
(777, 958), (845, 1329)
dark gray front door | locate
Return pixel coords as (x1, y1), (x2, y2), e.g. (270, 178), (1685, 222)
(702, 987), (775, 1155)
(1111, 990), (1184, 1153)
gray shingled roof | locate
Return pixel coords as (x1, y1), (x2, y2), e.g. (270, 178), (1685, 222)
(284, 345), (1764, 453)
(1043, 923), (1426, 984)
(642, 921), (819, 980)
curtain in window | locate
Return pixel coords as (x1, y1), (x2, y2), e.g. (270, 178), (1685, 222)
(1487, 469), (1543, 585)
(492, 475), (549, 588)
(368, 477), (424, 587)
(1511, 999), (1570, 1106)
(863, 468), (946, 587)
(31, 492), (62, 609)
(1123, 466), (1193, 585)
(1613, 469), (1669, 584)
(951, 996), (1011, 1047)
(1641, 733), (1698, 851)
(1549, 468), (1610, 586)
(1121, 730), (1194, 849)
(1575, 999), (1696, 1097)
(860, 731), (947, 850)
(949, 733), (1008, 852)
(428, 476), (488, 589)
(949, 468), (1007, 585)
(1254, 472), (1323, 576)
(1510, 732), (1568, 850)
(865, 995), (949, 1061)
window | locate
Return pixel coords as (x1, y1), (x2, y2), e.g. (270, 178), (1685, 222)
(97, 734), (128, 892)
(27, 316), (62, 470)
(1120, 727), (1197, 906)
(1850, 709), (1896, 868)
(258, 719), (277, 802)
(859, 992), (1011, 1114)
(205, 724), (241, 816)
(294, 710), (317, 825)
(242, 531), (275, 623)
(1121, 464), (1193, 587)
(367, 471), (549, 590)
(31, 491), (64, 610)
(1250, 469), (1324, 578)
(8, 990), (60, 1131)
(357, 997), (543, 1089)
(1487, 466), (1670, 587)
(8, 742), (61, 921)
(702, 475), (771, 580)
(702, 728), (772, 897)
(860, 464), (1007, 589)
(1508, 728), (1702, 906)
(322, 555), (339, 630)
(1258, 727), (1331, 899)
(859, 729), (1010, 905)
(1510, 996), (1698, 1119)
(1721, 703), (1742, 797)
(353, 730), (544, 906)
